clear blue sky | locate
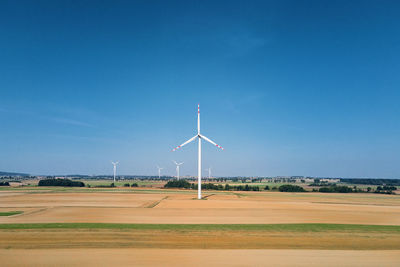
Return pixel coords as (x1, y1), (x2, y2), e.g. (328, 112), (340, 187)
(1, 0), (399, 178)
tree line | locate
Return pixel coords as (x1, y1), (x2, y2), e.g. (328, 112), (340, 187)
(164, 180), (261, 191)
(341, 178), (400, 186)
(164, 181), (308, 192)
(38, 179), (85, 187)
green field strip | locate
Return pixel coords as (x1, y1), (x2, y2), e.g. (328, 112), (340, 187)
(0, 211), (23, 216)
(1, 223), (400, 232)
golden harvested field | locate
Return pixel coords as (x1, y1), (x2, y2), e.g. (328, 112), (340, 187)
(1, 188), (400, 266)
(2, 249), (400, 267)
(1, 190), (400, 224)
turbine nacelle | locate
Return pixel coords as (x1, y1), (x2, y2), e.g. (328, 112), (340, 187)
(172, 134), (224, 151)
(173, 160), (184, 166)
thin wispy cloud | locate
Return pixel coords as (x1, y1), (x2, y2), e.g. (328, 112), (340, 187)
(2, 104), (96, 128)
(46, 133), (129, 145)
(0, 106), (28, 114)
(0, 105), (95, 128)
(226, 33), (267, 54)
(49, 105), (99, 119)
(223, 92), (267, 114)
(50, 117), (94, 127)
(175, 26), (269, 58)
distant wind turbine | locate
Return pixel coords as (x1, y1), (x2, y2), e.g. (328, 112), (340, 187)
(111, 161), (119, 183)
(205, 167), (211, 179)
(173, 161), (184, 180)
(172, 104), (224, 199)
(157, 166), (163, 179)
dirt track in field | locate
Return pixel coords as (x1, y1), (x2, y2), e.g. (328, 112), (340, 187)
(1, 191), (399, 225)
(1, 249), (400, 267)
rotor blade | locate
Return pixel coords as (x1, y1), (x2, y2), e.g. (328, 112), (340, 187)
(197, 104), (200, 134)
(173, 160), (178, 165)
(172, 135), (197, 151)
(200, 134), (224, 150)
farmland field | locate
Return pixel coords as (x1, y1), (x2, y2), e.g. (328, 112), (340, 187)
(0, 185), (399, 266)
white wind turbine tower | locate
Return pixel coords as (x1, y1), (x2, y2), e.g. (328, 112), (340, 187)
(173, 161), (184, 180)
(172, 104), (224, 199)
(205, 167), (211, 179)
(156, 166), (163, 179)
(111, 161), (119, 183)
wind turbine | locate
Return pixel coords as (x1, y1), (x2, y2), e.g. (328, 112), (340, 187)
(157, 166), (163, 179)
(111, 161), (119, 183)
(205, 167), (211, 179)
(172, 104), (224, 199)
(173, 161), (184, 180)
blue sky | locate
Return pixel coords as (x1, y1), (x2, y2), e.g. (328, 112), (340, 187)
(1, 0), (399, 177)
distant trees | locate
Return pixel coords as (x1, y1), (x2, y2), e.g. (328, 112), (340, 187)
(341, 178), (400, 186)
(375, 185), (397, 194)
(160, 179), (398, 194)
(164, 180), (261, 191)
(0, 181), (10, 186)
(111, 182), (139, 187)
(318, 185), (353, 193)
(314, 184), (397, 194)
(377, 185), (397, 191)
(202, 183), (224, 190)
(227, 184), (260, 191)
(164, 180), (192, 189)
(278, 184), (306, 192)
(309, 181), (336, 187)
(93, 183), (115, 188)
(38, 179), (84, 187)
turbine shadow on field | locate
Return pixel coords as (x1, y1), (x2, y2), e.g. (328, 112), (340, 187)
(143, 196), (168, 208)
(202, 194), (215, 200)
(191, 194), (214, 200)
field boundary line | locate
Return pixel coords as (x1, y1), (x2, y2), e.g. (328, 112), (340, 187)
(1, 223), (400, 232)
